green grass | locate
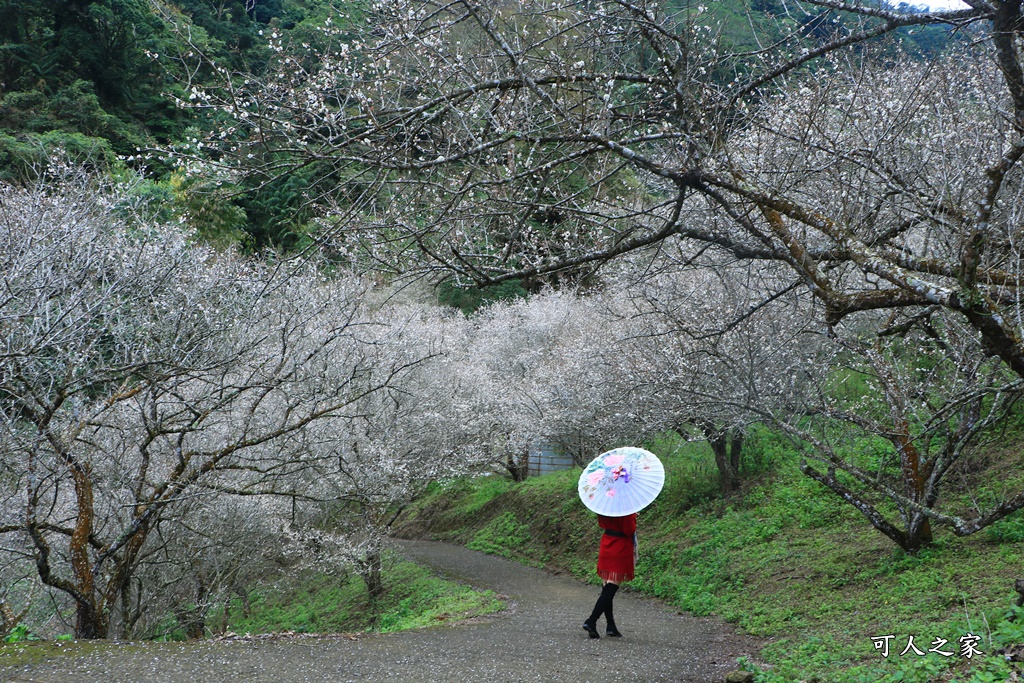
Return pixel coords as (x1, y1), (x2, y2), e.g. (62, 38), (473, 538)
(395, 429), (1024, 683)
(466, 511), (534, 560)
(214, 553), (504, 637)
(0, 555), (505, 673)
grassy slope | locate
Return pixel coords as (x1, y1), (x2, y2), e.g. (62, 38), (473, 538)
(211, 554), (504, 637)
(393, 429), (1024, 683)
(0, 554), (505, 670)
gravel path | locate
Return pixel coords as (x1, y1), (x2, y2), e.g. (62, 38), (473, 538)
(0, 540), (761, 683)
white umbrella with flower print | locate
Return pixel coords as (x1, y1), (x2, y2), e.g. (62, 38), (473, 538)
(578, 447), (665, 517)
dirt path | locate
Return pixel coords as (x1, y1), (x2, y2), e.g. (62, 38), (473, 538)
(0, 540), (761, 683)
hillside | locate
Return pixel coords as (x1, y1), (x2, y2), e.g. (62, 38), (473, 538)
(394, 429), (1024, 683)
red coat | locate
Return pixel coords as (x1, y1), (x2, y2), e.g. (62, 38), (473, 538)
(596, 513), (637, 583)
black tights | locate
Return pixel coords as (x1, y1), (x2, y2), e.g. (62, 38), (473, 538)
(586, 582), (619, 626)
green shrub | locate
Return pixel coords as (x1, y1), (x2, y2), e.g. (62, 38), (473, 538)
(3, 625), (39, 643)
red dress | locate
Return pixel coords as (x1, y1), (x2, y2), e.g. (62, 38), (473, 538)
(596, 513), (637, 583)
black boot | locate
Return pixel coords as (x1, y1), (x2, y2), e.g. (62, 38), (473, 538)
(582, 583), (617, 639)
(603, 584), (622, 636)
(582, 586), (604, 639)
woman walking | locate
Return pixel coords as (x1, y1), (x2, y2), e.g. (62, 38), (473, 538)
(577, 446), (664, 641)
(582, 512), (636, 638)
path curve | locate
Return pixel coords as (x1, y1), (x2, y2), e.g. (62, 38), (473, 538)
(1, 540), (761, 683)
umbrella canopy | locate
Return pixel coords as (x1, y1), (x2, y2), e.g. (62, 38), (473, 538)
(578, 447), (665, 516)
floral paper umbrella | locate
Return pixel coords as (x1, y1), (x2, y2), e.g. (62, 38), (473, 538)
(578, 447), (665, 517)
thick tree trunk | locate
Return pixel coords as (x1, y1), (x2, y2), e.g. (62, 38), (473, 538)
(68, 459), (108, 639)
(506, 453), (528, 482)
(903, 511), (933, 553)
(75, 601), (107, 640)
(109, 527), (148, 638)
(362, 549), (384, 600)
(700, 423), (741, 494)
(893, 421), (933, 551)
(174, 578), (210, 639)
(729, 430), (744, 483)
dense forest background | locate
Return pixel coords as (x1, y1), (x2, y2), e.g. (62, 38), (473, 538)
(0, 0), (357, 249)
